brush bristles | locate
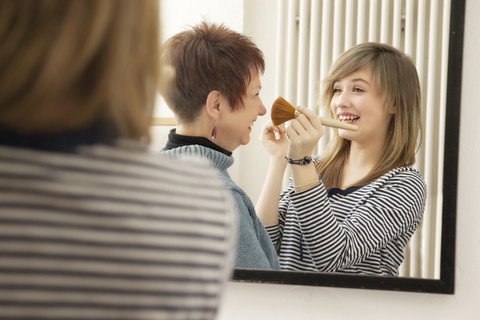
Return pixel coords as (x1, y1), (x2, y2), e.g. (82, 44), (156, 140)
(270, 96), (359, 131)
(271, 96), (297, 126)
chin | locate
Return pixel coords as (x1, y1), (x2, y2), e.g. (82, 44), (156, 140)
(338, 130), (354, 140)
(241, 136), (251, 145)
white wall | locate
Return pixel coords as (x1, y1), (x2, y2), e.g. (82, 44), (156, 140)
(217, 0), (480, 319)
(235, 0), (280, 203)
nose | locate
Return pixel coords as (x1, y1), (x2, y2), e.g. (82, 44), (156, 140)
(333, 90), (352, 109)
(258, 99), (267, 116)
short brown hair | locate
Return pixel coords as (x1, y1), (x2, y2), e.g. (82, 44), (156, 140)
(161, 21), (265, 124)
(0, 0), (160, 141)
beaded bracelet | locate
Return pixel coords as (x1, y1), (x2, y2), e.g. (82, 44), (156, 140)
(285, 156), (312, 165)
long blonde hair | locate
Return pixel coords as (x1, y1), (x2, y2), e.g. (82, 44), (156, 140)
(316, 42), (422, 188)
(0, 0), (160, 141)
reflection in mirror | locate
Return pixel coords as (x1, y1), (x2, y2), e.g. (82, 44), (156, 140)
(272, 0), (447, 279)
(152, 0), (464, 294)
(233, 0), (464, 293)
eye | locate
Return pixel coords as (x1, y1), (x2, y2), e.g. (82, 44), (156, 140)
(353, 87), (365, 93)
(333, 88), (342, 94)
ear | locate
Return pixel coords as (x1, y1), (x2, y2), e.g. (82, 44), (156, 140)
(388, 105), (397, 114)
(205, 90), (222, 121)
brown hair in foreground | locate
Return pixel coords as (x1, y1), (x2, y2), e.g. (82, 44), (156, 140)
(0, 0), (160, 141)
(317, 42), (422, 188)
(161, 21), (265, 124)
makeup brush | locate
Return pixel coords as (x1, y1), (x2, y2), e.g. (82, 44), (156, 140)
(271, 96), (358, 131)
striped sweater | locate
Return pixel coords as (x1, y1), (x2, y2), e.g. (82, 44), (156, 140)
(266, 166), (426, 276)
(0, 142), (236, 319)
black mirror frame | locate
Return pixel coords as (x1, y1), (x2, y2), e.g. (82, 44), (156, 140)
(233, 0), (465, 294)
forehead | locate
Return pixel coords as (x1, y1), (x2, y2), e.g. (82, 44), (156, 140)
(248, 69), (261, 85)
(335, 65), (373, 84)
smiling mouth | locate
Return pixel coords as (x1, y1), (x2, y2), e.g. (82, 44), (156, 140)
(338, 115), (360, 122)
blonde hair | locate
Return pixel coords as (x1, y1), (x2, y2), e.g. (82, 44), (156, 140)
(0, 0), (160, 141)
(316, 42), (422, 188)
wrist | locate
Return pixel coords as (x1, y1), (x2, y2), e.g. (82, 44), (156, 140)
(293, 178), (319, 191)
(269, 156), (288, 170)
(285, 156), (312, 165)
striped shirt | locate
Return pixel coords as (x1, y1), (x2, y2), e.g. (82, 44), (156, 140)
(0, 142), (236, 319)
(266, 166), (426, 276)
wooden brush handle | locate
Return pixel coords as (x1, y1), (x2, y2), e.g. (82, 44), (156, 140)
(319, 116), (358, 131)
(294, 110), (358, 131)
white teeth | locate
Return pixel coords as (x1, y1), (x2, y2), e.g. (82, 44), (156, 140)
(338, 115), (359, 121)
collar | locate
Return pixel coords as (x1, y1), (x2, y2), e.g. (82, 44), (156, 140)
(327, 185), (364, 197)
(164, 128), (232, 156)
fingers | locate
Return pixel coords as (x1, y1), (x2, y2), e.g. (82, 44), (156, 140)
(288, 107), (323, 138)
(277, 125), (287, 139)
(261, 122), (289, 159)
(286, 106), (324, 159)
(262, 122), (286, 137)
(277, 123), (287, 133)
(295, 106), (323, 130)
(261, 122), (287, 143)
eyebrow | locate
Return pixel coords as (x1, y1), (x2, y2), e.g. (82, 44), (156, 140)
(334, 78), (370, 86)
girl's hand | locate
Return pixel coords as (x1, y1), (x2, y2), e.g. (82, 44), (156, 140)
(286, 106), (324, 159)
(260, 121), (288, 159)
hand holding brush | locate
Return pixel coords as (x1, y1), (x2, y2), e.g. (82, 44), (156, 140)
(271, 96), (358, 131)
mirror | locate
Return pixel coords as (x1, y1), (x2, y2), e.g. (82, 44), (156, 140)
(232, 0), (464, 294)
(153, 0), (464, 294)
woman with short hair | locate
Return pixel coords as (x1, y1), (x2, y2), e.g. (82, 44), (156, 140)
(160, 21), (280, 270)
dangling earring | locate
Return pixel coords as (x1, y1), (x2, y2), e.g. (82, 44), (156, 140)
(211, 121), (217, 140)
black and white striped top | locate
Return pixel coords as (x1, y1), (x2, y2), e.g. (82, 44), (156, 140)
(266, 166), (426, 276)
(0, 142), (236, 319)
